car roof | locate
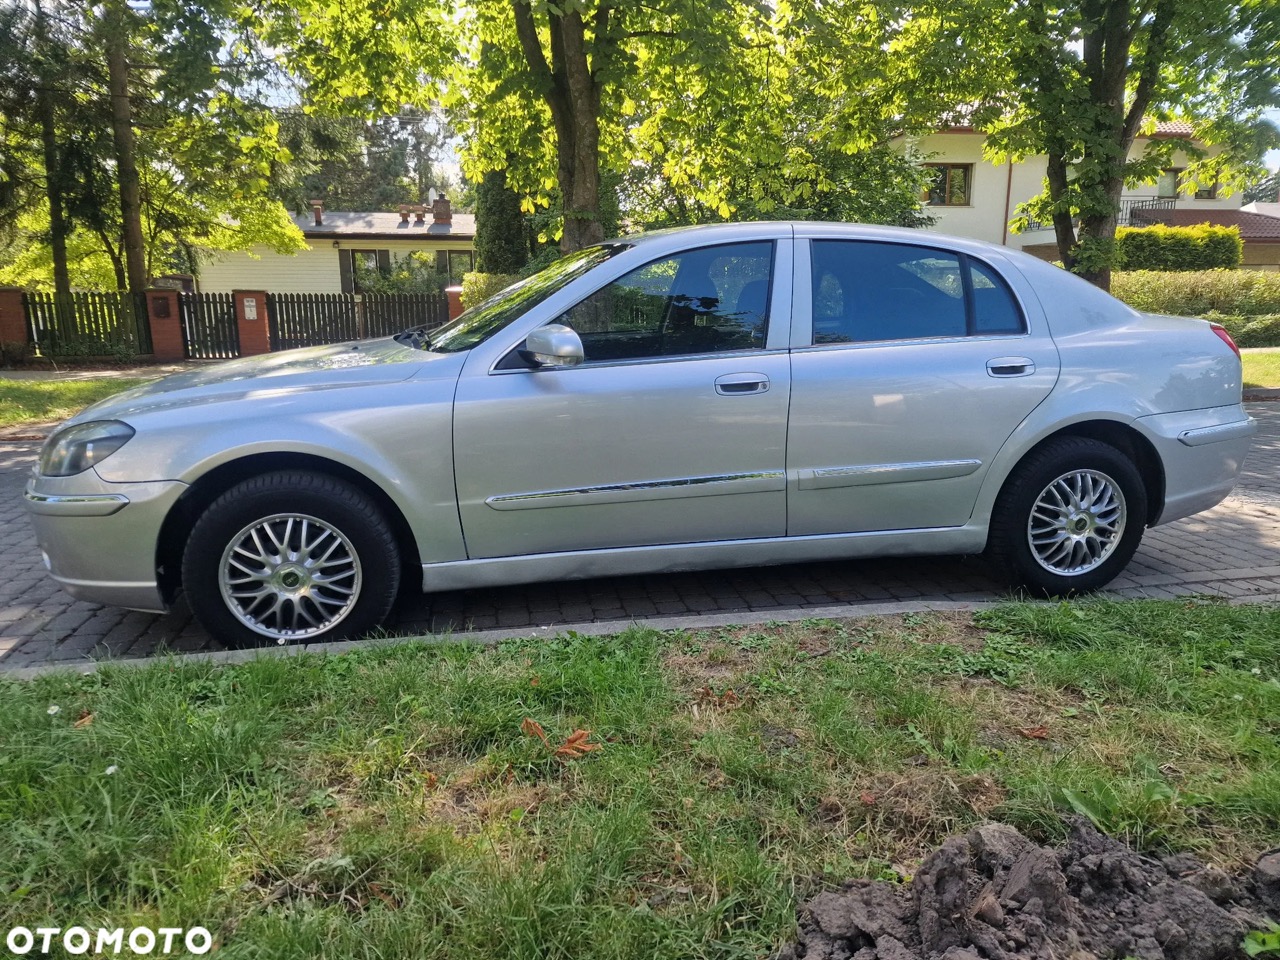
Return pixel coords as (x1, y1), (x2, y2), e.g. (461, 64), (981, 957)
(615, 220), (1028, 264)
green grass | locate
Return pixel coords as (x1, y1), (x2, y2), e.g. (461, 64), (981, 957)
(1, 600), (1277, 958)
(1243, 350), (1280, 390)
(0, 377), (150, 428)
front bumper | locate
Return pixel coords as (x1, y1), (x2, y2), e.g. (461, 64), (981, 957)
(24, 470), (188, 612)
(1136, 405), (1256, 526)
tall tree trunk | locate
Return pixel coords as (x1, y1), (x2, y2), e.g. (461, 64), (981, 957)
(104, 1), (147, 294)
(33, 0), (71, 299)
(93, 228), (127, 291)
(512, 1), (606, 254)
(1046, 150), (1078, 273)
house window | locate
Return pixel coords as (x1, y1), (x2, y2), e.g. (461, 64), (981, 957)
(923, 164), (972, 206)
(1194, 181), (1218, 200)
(448, 250), (474, 283)
(348, 250), (391, 293)
(1156, 169), (1182, 199)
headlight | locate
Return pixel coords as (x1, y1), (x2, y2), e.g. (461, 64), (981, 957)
(39, 421), (136, 477)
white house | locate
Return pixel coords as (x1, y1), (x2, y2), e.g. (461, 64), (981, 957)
(909, 121), (1243, 260)
(197, 197), (477, 294)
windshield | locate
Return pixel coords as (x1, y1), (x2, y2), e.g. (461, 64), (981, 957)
(426, 244), (629, 353)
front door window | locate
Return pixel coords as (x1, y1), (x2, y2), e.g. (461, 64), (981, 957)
(555, 242), (774, 363)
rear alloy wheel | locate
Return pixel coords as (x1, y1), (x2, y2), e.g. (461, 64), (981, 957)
(183, 471), (400, 648)
(988, 437), (1147, 596)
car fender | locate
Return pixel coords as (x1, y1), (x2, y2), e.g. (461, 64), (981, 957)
(92, 376), (468, 564)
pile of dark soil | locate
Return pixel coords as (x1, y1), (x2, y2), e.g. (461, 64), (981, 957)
(781, 820), (1280, 960)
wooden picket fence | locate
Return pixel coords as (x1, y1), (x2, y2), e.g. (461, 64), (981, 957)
(179, 292), (239, 359)
(267, 292), (449, 351)
(23, 290), (150, 357)
(11, 289), (449, 360)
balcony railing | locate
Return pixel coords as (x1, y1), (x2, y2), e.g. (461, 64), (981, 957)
(1017, 196), (1177, 233)
(1119, 196), (1176, 226)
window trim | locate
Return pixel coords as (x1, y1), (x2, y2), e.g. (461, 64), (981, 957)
(1156, 167), (1183, 200)
(447, 249), (475, 283)
(922, 163), (974, 207)
(801, 239), (1028, 348)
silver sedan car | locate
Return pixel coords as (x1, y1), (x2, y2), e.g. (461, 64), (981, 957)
(25, 223), (1255, 647)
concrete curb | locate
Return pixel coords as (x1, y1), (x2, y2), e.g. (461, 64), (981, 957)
(5, 599), (1000, 680)
(7, 593), (1278, 681)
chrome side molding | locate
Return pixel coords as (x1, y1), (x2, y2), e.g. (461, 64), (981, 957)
(486, 471), (787, 510)
(796, 459), (982, 491)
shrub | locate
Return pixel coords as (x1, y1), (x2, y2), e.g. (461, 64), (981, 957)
(1115, 223), (1242, 271)
(1203, 313), (1280, 348)
(460, 272), (520, 309)
(475, 168), (529, 274)
(0, 340), (33, 367)
(1111, 269), (1280, 318)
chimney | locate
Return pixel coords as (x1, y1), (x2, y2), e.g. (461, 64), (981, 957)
(432, 195), (452, 225)
(398, 204), (410, 224)
(309, 199), (324, 226)
(413, 204), (425, 225)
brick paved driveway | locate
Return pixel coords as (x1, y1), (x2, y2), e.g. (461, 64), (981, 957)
(3, 404), (1278, 670)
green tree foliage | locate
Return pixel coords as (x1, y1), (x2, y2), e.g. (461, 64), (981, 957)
(0, 0), (303, 292)
(1115, 224), (1243, 271)
(908, 0), (1280, 289)
(273, 110), (458, 213)
(1245, 170), (1280, 204)
(262, 0), (942, 253)
(474, 167), (529, 273)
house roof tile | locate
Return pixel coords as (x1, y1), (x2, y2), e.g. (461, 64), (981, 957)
(1150, 119), (1196, 136)
(1132, 207), (1280, 241)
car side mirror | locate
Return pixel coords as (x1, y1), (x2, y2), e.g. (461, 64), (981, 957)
(522, 323), (585, 367)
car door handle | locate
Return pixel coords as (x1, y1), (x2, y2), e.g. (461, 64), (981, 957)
(715, 373), (770, 395)
(986, 357), (1036, 378)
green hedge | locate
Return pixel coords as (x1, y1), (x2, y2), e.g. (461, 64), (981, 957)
(460, 272), (520, 310)
(1111, 269), (1280, 318)
(1114, 224), (1242, 271)
(1202, 313), (1280, 349)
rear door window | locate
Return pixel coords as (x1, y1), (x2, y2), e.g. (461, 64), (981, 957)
(810, 241), (1024, 344)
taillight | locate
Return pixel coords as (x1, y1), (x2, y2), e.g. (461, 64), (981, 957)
(1210, 322), (1240, 359)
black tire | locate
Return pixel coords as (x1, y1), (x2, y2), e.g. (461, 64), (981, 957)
(986, 437), (1147, 596)
(182, 471), (401, 648)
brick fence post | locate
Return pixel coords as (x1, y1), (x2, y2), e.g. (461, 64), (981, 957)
(146, 288), (184, 361)
(0, 287), (29, 348)
(445, 285), (464, 321)
(234, 290), (271, 356)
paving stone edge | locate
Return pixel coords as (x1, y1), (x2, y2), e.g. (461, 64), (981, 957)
(6, 594), (1279, 681)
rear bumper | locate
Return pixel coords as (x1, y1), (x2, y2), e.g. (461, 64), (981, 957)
(24, 471), (187, 612)
(1136, 406), (1256, 526)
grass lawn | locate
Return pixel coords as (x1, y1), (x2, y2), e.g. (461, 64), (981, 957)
(0, 377), (151, 428)
(1243, 350), (1280, 390)
(2, 600), (1277, 958)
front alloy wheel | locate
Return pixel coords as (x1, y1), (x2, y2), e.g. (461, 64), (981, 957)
(219, 513), (363, 641)
(183, 471), (400, 648)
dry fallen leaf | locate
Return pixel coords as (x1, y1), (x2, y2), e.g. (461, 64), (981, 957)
(73, 711), (94, 729)
(859, 791), (877, 806)
(367, 882), (400, 909)
(521, 717), (549, 745)
(695, 686), (742, 709)
(529, 675), (540, 687)
(1017, 725), (1050, 740)
(554, 729), (602, 759)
